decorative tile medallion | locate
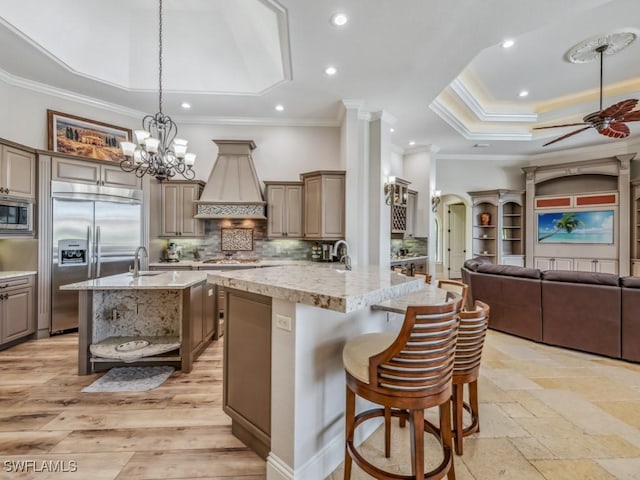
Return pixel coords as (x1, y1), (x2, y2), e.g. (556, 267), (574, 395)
(221, 228), (254, 251)
(197, 204), (265, 217)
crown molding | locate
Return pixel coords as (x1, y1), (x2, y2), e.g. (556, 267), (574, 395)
(369, 110), (397, 125)
(450, 76), (537, 123)
(174, 114), (340, 127)
(430, 98), (533, 141)
(437, 152), (527, 162)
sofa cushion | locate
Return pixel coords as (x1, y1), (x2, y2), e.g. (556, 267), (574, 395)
(463, 256), (493, 271)
(541, 270), (619, 286)
(620, 276), (640, 288)
(477, 264), (541, 279)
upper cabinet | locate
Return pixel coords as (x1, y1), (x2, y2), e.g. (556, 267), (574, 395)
(161, 181), (205, 237)
(404, 190), (418, 239)
(52, 156), (141, 189)
(0, 145), (36, 200)
(265, 181), (303, 238)
(301, 171), (345, 240)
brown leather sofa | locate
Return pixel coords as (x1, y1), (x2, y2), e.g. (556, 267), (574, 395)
(622, 276), (640, 362)
(462, 258), (638, 362)
(541, 270), (620, 358)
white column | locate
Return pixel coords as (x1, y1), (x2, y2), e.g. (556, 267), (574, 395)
(368, 111), (396, 266)
(617, 154), (634, 276)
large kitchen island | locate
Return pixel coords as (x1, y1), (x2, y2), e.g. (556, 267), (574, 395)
(60, 270), (215, 375)
(207, 264), (425, 480)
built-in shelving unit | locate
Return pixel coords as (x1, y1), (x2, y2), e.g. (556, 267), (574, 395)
(469, 190), (524, 266)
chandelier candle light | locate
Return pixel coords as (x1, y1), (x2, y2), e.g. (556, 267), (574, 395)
(120, 0), (195, 181)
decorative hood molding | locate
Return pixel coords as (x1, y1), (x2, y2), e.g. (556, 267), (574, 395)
(195, 140), (266, 219)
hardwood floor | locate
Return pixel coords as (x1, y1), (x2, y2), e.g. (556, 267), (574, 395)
(0, 334), (266, 480)
(2, 330), (640, 479)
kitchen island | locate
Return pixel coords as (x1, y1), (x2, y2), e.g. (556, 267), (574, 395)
(60, 270), (214, 375)
(207, 264), (425, 480)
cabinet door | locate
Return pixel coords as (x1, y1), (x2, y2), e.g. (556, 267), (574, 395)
(285, 185), (303, 238)
(52, 157), (101, 185)
(404, 192), (416, 238)
(2, 286), (33, 343)
(554, 258), (573, 271)
(303, 176), (322, 238)
(179, 184), (203, 237)
(534, 257), (553, 270)
(101, 164), (141, 189)
(596, 259), (618, 274)
(1, 147), (36, 199)
(204, 285), (216, 340)
(321, 174), (345, 238)
(267, 185), (286, 238)
(161, 183), (180, 236)
(574, 258), (596, 272)
(190, 283), (205, 352)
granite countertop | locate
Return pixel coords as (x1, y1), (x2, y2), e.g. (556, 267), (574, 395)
(59, 271), (207, 291)
(371, 285), (451, 314)
(389, 255), (428, 264)
(149, 259), (315, 268)
(207, 264), (423, 313)
(0, 271), (37, 280)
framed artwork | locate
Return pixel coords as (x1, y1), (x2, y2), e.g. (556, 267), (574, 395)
(47, 110), (132, 163)
(537, 210), (614, 244)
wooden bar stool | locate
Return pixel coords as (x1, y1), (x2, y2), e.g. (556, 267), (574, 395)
(437, 280), (468, 311)
(342, 301), (460, 480)
(451, 300), (490, 455)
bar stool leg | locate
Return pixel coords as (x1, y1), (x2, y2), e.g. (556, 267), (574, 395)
(453, 383), (464, 455)
(409, 409), (425, 479)
(469, 380), (479, 433)
(440, 401), (456, 480)
(344, 386), (355, 480)
(384, 406), (391, 458)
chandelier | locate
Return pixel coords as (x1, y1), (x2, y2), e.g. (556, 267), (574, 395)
(120, 0), (195, 181)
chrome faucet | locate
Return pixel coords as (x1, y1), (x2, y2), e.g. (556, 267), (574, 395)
(332, 240), (352, 270)
(131, 246), (148, 278)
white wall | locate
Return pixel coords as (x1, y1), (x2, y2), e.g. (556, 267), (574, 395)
(0, 81), (340, 181)
(436, 157), (526, 200)
(389, 149), (403, 178)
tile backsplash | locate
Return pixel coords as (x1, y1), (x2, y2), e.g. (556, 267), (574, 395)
(391, 237), (428, 258)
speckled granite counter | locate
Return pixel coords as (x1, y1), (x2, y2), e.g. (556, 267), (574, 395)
(59, 271), (207, 290)
(149, 259), (315, 269)
(371, 284), (451, 314)
(207, 264), (423, 313)
(0, 271), (37, 280)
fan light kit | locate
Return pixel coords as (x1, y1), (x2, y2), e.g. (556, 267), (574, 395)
(535, 31), (640, 147)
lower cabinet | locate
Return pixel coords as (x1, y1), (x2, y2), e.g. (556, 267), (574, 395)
(535, 256), (618, 274)
(633, 260), (640, 277)
(0, 275), (35, 347)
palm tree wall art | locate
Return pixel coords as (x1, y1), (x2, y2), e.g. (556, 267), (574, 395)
(537, 210), (614, 244)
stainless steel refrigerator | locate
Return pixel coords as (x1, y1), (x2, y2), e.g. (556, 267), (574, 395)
(51, 181), (143, 333)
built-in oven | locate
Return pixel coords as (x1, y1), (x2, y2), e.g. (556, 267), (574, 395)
(0, 198), (33, 234)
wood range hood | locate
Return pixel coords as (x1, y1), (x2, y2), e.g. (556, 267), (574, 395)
(194, 140), (266, 219)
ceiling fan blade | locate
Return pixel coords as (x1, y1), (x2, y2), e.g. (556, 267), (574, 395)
(533, 122), (590, 130)
(542, 126), (593, 147)
(618, 110), (640, 122)
(599, 122), (630, 139)
(599, 99), (638, 119)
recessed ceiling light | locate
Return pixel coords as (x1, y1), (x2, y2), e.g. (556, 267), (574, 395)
(330, 13), (349, 27)
(181, 102), (191, 109)
(275, 104), (284, 112)
(518, 90), (529, 98)
(390, 128), (395, 133)
(409, 141), (415, 146)
(473, 143), (490, 148)
(502, 39), (515, 49)
(325, 66), (337, 76)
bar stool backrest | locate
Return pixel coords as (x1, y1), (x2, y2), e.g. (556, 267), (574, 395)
(437, 280), (469, 311)
(453, 300), (490, 383)
(368, 301), (460, 399)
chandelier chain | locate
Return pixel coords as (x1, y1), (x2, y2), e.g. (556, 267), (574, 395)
(158, 0), (163, 114)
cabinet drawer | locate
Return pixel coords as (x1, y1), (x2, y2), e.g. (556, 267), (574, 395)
(0, 275), (34, 291)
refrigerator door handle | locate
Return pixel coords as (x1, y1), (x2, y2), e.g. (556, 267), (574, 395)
(96, 225), (102, 278)
(86, 226), (92, 279)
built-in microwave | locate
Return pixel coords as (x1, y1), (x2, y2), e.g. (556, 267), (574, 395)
(0, 198), (33, 234)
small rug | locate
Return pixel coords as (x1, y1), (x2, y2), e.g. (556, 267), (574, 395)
(82, 366), (174, 393)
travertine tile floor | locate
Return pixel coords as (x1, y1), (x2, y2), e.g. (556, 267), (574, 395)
(1, 330), (639, 479)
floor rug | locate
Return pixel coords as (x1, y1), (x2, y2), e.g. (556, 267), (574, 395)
(82, 366), (174, 393)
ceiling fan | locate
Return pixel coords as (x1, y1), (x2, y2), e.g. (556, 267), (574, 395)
(534, 42), (640, 147)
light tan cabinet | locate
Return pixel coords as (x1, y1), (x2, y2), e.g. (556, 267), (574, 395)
(534, 257), (573, 271)
(301, 171), (345, 240)
(160, 181), (205, 237)
(265, 181), (303, 238)
(0, 275), (35, 346)
(0, 145), (36, 199)
(52, 156), (141, 189)
(574, 258), (619, 274)
(404, 190), (417, 238)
